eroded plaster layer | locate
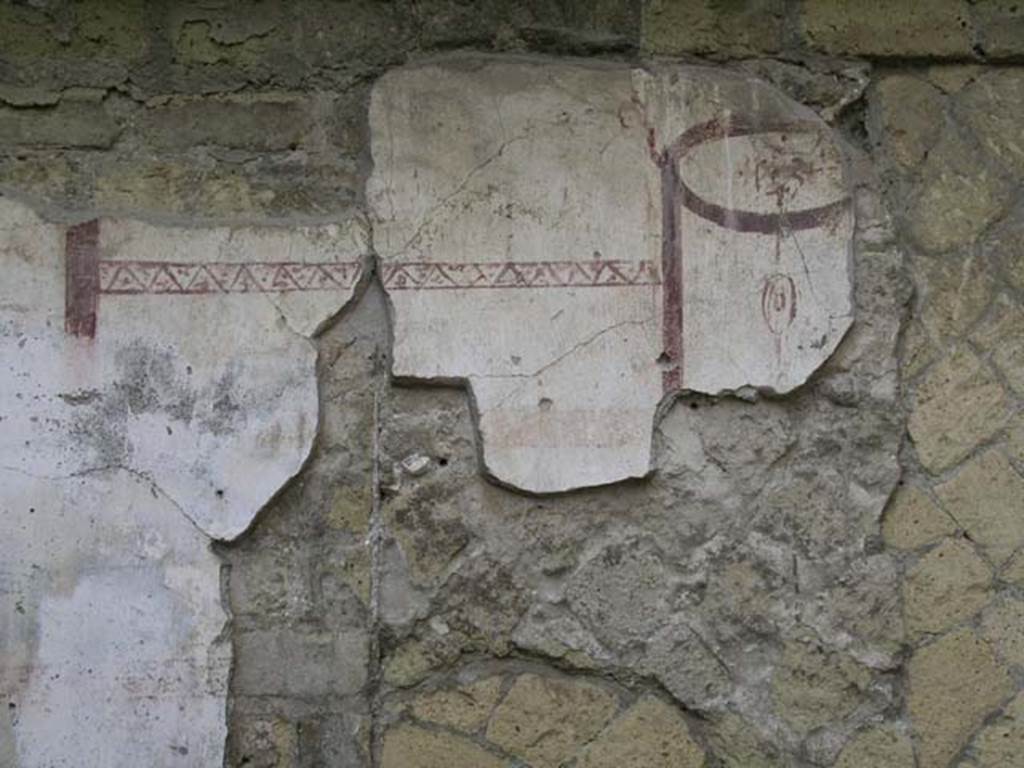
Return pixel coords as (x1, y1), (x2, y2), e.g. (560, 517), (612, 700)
(368, 57), (854, 493)
(0, 196), (364, 766)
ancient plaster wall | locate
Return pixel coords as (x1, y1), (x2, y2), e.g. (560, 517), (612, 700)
(0, 3), (1023, 768)
(0, 197), (366, 765)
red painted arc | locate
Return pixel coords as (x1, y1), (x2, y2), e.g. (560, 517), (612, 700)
(655, 116), (852, 395)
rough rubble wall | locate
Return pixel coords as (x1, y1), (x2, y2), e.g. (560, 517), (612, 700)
(0, 2), (1022, 768)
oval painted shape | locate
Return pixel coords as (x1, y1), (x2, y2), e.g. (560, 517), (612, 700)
(761, 273), (797, 335)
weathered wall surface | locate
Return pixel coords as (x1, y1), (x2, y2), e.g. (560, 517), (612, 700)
(1, 2), (1023, 767)
(0, 196), (366, 765)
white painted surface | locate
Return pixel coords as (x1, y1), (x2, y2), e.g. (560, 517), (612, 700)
(0, 196), (364, 766)
(369, 57), (853, 493)
(2, 469), (228, 767)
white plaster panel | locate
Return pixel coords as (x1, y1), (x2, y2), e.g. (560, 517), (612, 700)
(2, 469), (227, 767)
(0, 196), (364, 766)
(369, 57), (853, 494)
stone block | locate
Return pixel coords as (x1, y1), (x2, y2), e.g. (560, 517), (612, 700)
(980, 596), (1024, 668)
(388, 498), (471, 586)
(326, 483), (373, 535)
(330, 545), (373, 610)
(0, 0), (146, 87)
(870, 75), (945, 169)
(383, 638), (454, 689)
(511, 603), (612, 667)
(486, 674), (618, 767)
(908, 347), (1010, 473)
(706, 713), (783, 768)
(903, 538), (992, 636)
(0, 99), (120, 148)
(642, 619), (732, 709)
(800, 0), (974, 57)
(137, 94), (314, 152)
(736, 58), (872, 124)
(820, 554), (906, 649)
(936, 450), (1024, 566)
(228, 716), (298, 768)
(834, 725), (915, 768)
(908, 628), (1013, 767)
(1008, 416), (1024, 466)
(93, 160), (256, 218)
(971, 295), (1024, 396)
(905, 129), (1014, 254)
(881, 485), (956, 550)
(408, 676), (504, 733)
(969, 692), (1024, 767)
(167, 1), (404, 90)
(956, 69), (1024, 176)
(409, 0), (639, 52)
(565, 540), (674, 650)
(233, 628), (369, 698)
(925, 64), (985, 94)
(381, 725), (508, 768)
(0, 154), (76, 210)
(772, 641), (872, 735)
(642, 0), (785, 56)
(974, 2), (1024, 57)
(576, 695), (705, 768)
(981, 208), (1024, 295)
(899, 317), (941, 382)
(291, 713), (369, 768)
(228, 550), (314, 623)
(1002, 549), (1024, 586)
(92, 156), (362, 222)
(914, 251), (999, 342)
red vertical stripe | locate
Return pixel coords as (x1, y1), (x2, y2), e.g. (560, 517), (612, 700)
(660, 155), (683, 394)
(65, 219), (100, 338)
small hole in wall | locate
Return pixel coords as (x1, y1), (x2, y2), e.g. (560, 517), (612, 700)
(215, 489), (224, 498)
(438, 457), (449, 467)
(539, 397), (554, 412)
(689, 402), (699, 410)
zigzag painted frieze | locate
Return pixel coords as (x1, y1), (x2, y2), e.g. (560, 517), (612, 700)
(93, 259), (662, 295)
(98, 260), (365, 294)
(381, 260), (662, 289)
